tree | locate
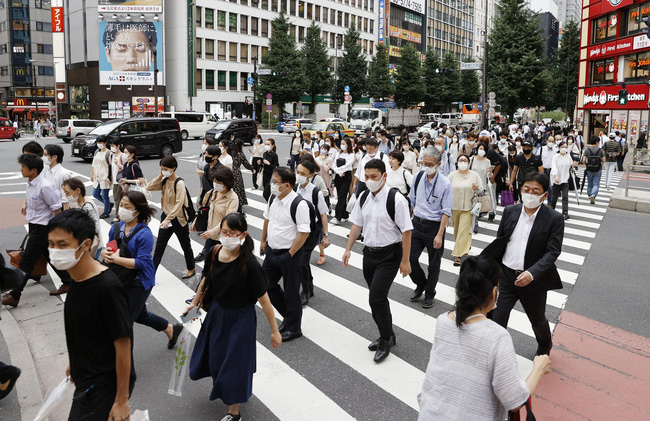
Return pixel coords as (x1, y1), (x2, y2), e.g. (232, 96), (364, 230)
(334, 22), (367, 104)
(422, 47), (441, 111)
(438, 52), (461, 111)
(258, 10), (306, 113)
(459, 57), (481, 104)
(393, 43), (425, 108)
(367, 42), (393, 101)
(302, 21), (332, 114)
(546, 19), (580, 118)
(487, 0), (547, 122)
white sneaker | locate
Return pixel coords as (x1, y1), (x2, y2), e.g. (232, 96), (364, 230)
(331, 218), (339, 225)
(340, 218), (347, 223)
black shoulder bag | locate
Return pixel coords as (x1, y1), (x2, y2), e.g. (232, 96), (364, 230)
(106, 222), (147, 288)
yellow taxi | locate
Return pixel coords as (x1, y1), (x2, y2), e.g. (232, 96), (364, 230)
(302, 121), (355, 139)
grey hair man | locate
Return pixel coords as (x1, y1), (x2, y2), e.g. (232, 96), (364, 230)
(433, 137), (456, 177)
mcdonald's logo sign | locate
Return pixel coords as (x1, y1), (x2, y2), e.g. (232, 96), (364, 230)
(15, 68), (25, 76)
(15, 98), (27, 106)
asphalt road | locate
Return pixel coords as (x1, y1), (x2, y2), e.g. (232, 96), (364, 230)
(0, 132), (638, 420)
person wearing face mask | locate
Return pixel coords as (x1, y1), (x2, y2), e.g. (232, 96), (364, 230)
(316, 143), (334, 204)
(549, 141), (573, 220)
(248, 135), (265, 189)
(386, 150), (414, 199)
(218, 141), (234, 169)
(497, 134), (510, 154)
(192, 167), (239, 262)
(2, 154), (72, 307)
(118, 145), (147, 193)
(62, 178), (103, 260)
(536, 136), (558, 204)
(261, 139), (279, 202)
(343, 159), (413, 362)
(417, 256), (552, 421)
(47, 209), (135, 421)
(514, 137), (524, 155)
(449, 154), (483, 266)
(300, 131), (321, 158)
(408, 147), (452, 309)
(447, 135), (460, 162)
(461, 133), (477, 156)
(434, 137), (456, 177)
(481, 172), (564, 357)
(42, 144), (71, 210)
(506, 145), (520, 203)
(147, 156), (196, 279)
(294, 161), (330, 305)
(197, 137), (218, 181)
(196, 145), (223, 214)
(91, 137), (113, 219)
(400, 139), (419, 173)
(186, 213), (281, 421)
(377, 129), (394, 155)
(260, 167), (311, 342)
(103, 191), (183, 350)
(331, 138), (356, 224)
(108, 140), (127, 221)
(354, 138), (391, 197)
(509, 140), (543, 198)
(469, 142), (493, 230)
(229, 139), (255, 212)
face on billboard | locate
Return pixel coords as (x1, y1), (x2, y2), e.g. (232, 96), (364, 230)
(106, 29), (151, 71)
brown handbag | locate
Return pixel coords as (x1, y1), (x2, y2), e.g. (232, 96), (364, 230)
(7, 234), (48, 277)
(199, 244), (222, 312)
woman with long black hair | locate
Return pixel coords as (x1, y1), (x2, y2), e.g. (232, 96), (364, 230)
(262, 138), (279, 202)
(230, 139), (254, 211)
(186, 213), (281, 421)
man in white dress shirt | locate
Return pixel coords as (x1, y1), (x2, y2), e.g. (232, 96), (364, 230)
(354, 138), (391, 197)
(260, 167), (311, 342)
(343, 158), (413, 363)
(42, 144), (71, 210)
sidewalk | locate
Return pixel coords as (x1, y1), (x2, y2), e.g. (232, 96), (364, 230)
(609, 150), (650, 214)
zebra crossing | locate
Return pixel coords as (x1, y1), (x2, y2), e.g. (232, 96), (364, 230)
(1, 167), (623, 420)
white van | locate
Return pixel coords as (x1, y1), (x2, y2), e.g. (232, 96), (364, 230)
(159, 111), (217, 140)
(438, 113), (460, 127)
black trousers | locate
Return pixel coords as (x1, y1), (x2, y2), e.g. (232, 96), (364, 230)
(262, 171), (273, 202)
(152, 215), (195, 271)
(10, 223), (72, 300)
(334, 172), (352, 220)
(289, 153), (300, 171)
(69, 384), (117, 421)
(409, 218), (444, 299)
(251, 157), (262, 188)
(127, 282), (168, 332)
(262, 246), (304, 332)
(491, 265), (553, 354)
(551, 183), (569, 216)
(0, 361), (18, 382)
(362, 244), (402, 340)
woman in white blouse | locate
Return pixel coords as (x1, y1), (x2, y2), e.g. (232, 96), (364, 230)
(549, 141), (574, 220)
(400, 139), (419, 173)
(219, 139), (234, 169)
(331, 138), (356, 225)
(386, 150), (413, 197)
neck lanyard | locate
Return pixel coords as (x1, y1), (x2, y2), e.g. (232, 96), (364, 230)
(424, 172), (439, 203)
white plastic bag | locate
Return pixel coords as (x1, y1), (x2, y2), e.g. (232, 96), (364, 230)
(131, 409), (150, 421)
(168, 325), (193, 396)
(33, 377), (75, 421)
(346, 193), (357, 214)
(131, 180), (152, 199)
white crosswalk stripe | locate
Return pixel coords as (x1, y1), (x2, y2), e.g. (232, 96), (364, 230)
(4, 167), (622, 420)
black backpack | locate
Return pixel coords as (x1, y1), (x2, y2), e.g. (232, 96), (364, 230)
(269, 193), (321, 249)
(358, 187), (402, 232)
(162, 177), (196, 224)
(585, 147), (603, 172)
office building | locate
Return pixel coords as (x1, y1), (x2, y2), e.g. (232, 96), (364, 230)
(426, 0), (475, 60)
(539, 11), (560, 59)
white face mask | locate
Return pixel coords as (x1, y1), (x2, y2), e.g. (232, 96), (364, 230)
(296, 174), (308, 185)
(264, 145), (271, 151)
(270, 182), (282, 196)
(220, 234), (243, 251)
(547, 143), (554, 149)
(365, 176), (385, 193)
(162, 170), (173, 178)
(458, 162), (469, 171)
(522, 193), (544, 209)
(368, 151), (376, 158)
(516, 142), (521, 146)
(560, 148), (568, 155)
(119, 208), (137, 222)
(403, 145), (409, 151)
(468, 141), (475, 146)
(295, 133), (300, 138)
(201, 144), (208, 152)
(111, 146), (117, 153)
(124, 153), (132, 161)
(97, 143), (105, 150)
(478, 150), (486, 157)
(66, 194), (78, 205)
(435, 145), (443, 151)
(452, 138), (458, 142)
(213, 182), (225, 192)
(48, 242), (85, 271)
(509, 152), (516, 156)
(424, 166), (437, 175)
(42, 156), (51, 166)
(256, 138), (262, 143)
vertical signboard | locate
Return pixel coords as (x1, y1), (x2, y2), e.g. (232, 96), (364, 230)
(51, 7), (63, 32)
(187, 0), (196, 97)
(378, 0), (385, 43)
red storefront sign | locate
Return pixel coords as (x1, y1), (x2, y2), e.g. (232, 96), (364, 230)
(600, 0), (634, 14)
(587, 40), (617, 59)
(51, 7), (63, 32)
(582, 84), (649, 109)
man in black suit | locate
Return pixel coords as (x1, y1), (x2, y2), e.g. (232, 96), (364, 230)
(482, 172), (564, 355)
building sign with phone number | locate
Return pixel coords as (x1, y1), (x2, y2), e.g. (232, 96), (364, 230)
(390, 0), (425, 14)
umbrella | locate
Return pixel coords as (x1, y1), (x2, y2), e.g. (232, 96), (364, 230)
(570, 168), (581, 206)
(580, 167), (587, 195)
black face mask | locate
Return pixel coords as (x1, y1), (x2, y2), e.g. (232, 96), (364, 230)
(205, 156), (214, 164)
(523, 149), (532, 155)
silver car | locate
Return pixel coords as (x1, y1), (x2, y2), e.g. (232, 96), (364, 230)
(284, 118), (314, 134)
(57, 119), (103, 143)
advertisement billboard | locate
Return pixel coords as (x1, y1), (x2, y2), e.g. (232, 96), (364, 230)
(98, 0), (162, 13)
(99, 21), (163, 86)
(132, 97), (164, 114)
(379, 0), (386, 43)
(390, 0), (425, 14)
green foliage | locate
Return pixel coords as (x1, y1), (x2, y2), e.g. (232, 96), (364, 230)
(333, 22), (367, 103)
(488, 0), (547, 123)
(438, 52), (461, 111)
(393, 43), (425, 108)
(546, 19), (580, 118)
(258, 10), (307, 111)
(303, 21), (333, 113)
(367, 43), (394, 101)
(422, 48), (441, 111)
(459, 57), (481, 104)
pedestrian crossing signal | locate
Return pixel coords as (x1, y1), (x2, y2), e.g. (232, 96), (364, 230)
(618, 89), (628, 105)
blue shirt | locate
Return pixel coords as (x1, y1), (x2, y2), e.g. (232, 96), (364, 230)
(410, 170), (453, 222)
(108, 221), (156, 290)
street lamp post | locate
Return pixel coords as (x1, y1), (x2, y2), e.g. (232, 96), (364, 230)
(253, 55), (258, 123)
(149, 36), (159, 115)
(481, 0), (489, 129)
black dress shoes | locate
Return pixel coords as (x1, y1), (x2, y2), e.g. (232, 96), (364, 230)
(373, 337), (394, 363)
(194, 253), (205, 262)
(278, 321), (287, 333)
(300, 292), (309, 306)
(410, 285), (425, 302)
(281, 330), (303, 342)
(368, 334), (396, 351)
(0, 367), (21, 401)
(167, 324), (183, 349)
(422, 297), (435, 308)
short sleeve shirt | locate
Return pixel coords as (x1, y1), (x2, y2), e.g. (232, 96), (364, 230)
(513, 154), (542, 181)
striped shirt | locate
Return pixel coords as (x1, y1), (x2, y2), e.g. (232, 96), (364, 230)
(418, 313), (529, 421)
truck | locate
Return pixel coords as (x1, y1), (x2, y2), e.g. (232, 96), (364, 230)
(348, 107), (420, 135)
